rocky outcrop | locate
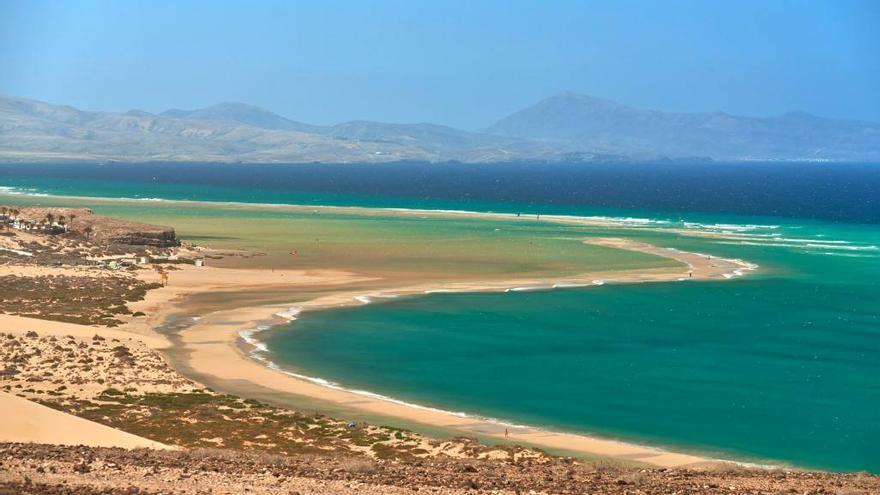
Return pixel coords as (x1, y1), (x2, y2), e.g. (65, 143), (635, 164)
(105, 228), (179, 248)
(2, 206), (179, 248)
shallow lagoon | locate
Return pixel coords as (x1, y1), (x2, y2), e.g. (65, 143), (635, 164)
(2, 163), (878, 471)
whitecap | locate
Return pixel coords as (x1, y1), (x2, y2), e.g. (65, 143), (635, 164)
(239, 325), (272, 353)
(274, 308), (302, 320)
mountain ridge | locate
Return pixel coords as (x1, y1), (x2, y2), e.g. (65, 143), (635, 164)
(1, 93), (877, 163)
(160, 102), (323, 134)
(486, 92), (880, 161)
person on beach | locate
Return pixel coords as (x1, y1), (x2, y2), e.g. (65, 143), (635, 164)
(505, 428), (509, 438)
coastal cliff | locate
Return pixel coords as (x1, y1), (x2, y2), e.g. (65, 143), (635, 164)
(2, 206), (179, 248)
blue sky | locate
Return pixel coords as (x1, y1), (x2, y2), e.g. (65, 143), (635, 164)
(1, 0), (878, 129)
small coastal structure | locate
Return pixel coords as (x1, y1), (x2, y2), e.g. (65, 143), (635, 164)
(0, 205), (180, 247)
(194, 258), (205, 267)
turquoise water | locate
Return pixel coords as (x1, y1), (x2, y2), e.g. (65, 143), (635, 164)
(266, 221), (880, 472)
(2, 163), (879, 471)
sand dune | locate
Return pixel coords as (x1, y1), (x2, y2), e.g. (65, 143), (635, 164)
(0, 392), (170, 449)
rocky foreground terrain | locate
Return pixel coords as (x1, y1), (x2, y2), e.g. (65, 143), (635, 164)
(0, 330), (548, 460)
(2, 443), (879, 495)
(2, 330), (879, 495)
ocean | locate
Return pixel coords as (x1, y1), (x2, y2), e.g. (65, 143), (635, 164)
(1, 161), (878, 472)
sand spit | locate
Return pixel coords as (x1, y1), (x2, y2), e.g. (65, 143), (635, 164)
(3, 205), (878, 492)
(2, 199), (755, 469)
(173, 237), (757, 468)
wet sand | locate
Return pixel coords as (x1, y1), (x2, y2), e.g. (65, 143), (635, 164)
(166, 237), (755, 468)
(0, 191), (757, 465)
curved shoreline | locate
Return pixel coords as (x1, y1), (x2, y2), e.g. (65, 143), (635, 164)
(0, 186), (783, 238)
(0, 187), (767, 466)
(171, 237), (759, 469)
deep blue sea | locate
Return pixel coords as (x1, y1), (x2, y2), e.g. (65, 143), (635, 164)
(1, 161), (878, 223)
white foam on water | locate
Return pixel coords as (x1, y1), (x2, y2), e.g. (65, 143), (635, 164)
(0, 186), (49, 197)
(239, 325), (272, 353)
(812, 252), (879, 258)
(777, 238), (849, 244)
(683, 222), (780, 233)
(274, 308), (302, 320)
(713, 235), (856, 247)
(716, 240), (877, 252)
(263, 361), (490, 420)
(804, 243), (878, 251)
(352, 293), (400, 303)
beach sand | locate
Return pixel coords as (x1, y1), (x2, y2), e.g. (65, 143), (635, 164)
(163, 237), (754, 468)
(0, 391), (170, 449)
(0, 195), (757, 467)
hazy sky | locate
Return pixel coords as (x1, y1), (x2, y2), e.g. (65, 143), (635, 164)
(1, 0), (878, 129)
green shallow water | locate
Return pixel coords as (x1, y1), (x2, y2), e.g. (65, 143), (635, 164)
(266, 221), (880, 472)
(2, 166), (879, 471)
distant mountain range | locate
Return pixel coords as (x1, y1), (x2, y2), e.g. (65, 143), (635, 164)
(1, 92), (878, 163)
(487, 92), (880, 162)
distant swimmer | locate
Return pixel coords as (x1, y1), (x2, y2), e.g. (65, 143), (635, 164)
(290, 249), (297, 256)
